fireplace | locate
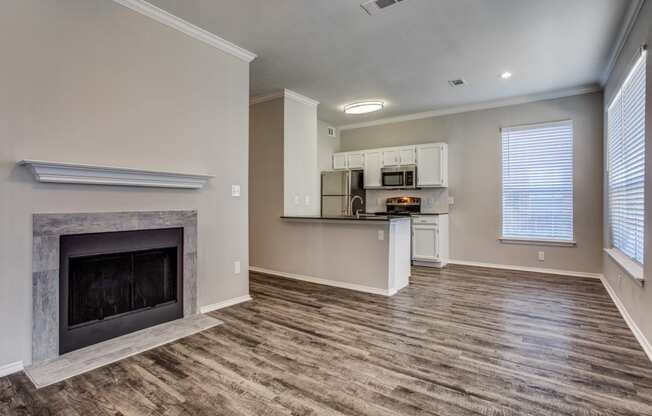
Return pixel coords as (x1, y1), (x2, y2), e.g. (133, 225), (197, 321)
(59, 228), (183, 354)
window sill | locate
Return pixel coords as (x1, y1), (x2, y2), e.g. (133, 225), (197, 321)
(499, 237), (577, 247)
(604, 248), (645, 286)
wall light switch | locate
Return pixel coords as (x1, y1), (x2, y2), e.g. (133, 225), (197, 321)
(231, 185), (241, 197)
(378, 230), (385, 241)
(294, 195), (300, 205)
(305, 195), (310, 205)
(538, 251), (545, 262)
(234, 261), (241, 275)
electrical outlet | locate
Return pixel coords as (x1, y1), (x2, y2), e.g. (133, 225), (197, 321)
(294, 195), (300, 205)
(231, 185), (241, 197)
(378, 230), (384, 241)
(448, 197), (455, 205)
(538, 251), (545, 262)
(234, 261), (241, 275)
(305, 195), (310, 205)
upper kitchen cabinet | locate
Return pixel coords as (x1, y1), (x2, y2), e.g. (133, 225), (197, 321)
(332, 153), (347, 170)
(332, 152), (364, 170)
(382, 146), (415, 167)
(399, 146), (416, 165)
(347, 152), (364, 169)
(416, 143), (448, 187)
(363, 151), (382, 188)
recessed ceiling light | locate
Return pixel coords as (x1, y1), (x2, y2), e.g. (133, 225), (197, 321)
(500, 71), (513, 80)
(344, 101), (384, 115)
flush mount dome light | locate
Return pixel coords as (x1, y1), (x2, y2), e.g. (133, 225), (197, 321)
(344, 101), (384, 115)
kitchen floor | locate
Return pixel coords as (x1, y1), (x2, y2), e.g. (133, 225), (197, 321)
(3, 266), (652, 415)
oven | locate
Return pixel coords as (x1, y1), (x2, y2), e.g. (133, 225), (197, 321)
(381, 166), (416, 188)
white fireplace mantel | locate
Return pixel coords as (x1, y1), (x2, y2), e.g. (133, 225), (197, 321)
(19, 160), (214, 189)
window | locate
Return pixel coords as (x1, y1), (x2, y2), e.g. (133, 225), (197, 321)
(607, 48), (647, 265)
(501, 120), (574, 243)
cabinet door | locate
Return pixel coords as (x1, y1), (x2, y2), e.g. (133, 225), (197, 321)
(333, 153), (347, 170)
(347, 153), (364, 169)
(382, 150), (400, 167)
(364, 151), (382, 188)
(399, 147), (416, 165)
(416, 144), (446, 187)
(412, 225), (439, 260)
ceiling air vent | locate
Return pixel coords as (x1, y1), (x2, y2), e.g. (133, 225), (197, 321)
(361, 0), (405, 16)
(448, 79), (467, 87)
(327, 127), (336, 137)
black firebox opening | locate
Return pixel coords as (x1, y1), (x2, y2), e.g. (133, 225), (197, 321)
(68, 247), (178, 327)
(60, 228), (183, 354)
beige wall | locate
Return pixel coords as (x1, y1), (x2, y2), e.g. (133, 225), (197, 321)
(250, 100), (394, 288)
(318, 121), (340, 172)
(602, 1), (652, 346)
(341, 92), (604, 274)
(0, 0), (250, 367)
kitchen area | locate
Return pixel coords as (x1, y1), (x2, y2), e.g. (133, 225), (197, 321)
(250, 93), (450, 297)
(288, 142), (450, 266)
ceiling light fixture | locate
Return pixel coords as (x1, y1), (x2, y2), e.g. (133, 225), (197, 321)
(500, 71), (513, 80)
(344, 101), (384, 115)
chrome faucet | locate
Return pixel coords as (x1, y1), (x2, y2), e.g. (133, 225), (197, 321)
(350, 195), (364, 219)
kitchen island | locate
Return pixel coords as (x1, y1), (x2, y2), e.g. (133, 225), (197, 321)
(250, 216), (411, 296)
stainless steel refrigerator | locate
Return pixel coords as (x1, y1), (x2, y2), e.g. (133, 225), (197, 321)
(321, 170), (365, 216)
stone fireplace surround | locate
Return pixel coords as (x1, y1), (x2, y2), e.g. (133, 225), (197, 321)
(32, 210), (198, 364)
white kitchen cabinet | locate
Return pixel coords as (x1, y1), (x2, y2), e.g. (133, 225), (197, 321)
(332, 153), (347, 170)
(363, 151), (382, 188)
(399, 146), (416, 165)
(382, 146), (416, 167)
(382, 149), (400, 167)
(416, 143), (448, 187)
(347, 152), (364, 169)
(412, 214), (449, 267)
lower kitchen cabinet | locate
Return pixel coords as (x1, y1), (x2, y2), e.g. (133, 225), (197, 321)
(412, 214), (449, 267)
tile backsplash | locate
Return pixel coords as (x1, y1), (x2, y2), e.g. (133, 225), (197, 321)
(365, 188), (449, 214)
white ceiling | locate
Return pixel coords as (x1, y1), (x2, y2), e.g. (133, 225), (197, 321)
(149, 0), (631, 126)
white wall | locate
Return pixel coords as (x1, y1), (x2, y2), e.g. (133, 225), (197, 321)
(602, 0), (652, 350)
(283, 98), (320, 216)
(341, 92), (604, 274)
(0, 0), (250, 368)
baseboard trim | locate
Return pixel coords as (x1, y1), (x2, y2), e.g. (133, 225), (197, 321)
(199, 295), (253, 314)
(447, 259), (603, 279)
(0, 361), (24, 378)
(250, 266), (396, 296)
(600, 276), (652, 362)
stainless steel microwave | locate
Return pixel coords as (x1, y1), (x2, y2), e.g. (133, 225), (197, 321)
(381, 166), (416, 188)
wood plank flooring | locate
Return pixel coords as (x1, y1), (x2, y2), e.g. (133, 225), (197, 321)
(3, 265), (652, 415)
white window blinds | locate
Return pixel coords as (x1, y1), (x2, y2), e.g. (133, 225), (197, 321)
(607, 49), (646, 264)
(501, 120), (574, 242)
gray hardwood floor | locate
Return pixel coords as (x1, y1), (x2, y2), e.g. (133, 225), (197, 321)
(2, 265), (652, 415)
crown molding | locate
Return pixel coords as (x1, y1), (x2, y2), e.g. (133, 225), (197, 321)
(111, 0), (257, 63)
(600, 0), (645, 86)
(338, 84), (601, 131)
(250, 89), (319, 107)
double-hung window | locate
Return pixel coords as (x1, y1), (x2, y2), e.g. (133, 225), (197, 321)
(501, 120), (574, 243)
(607, 47), (647, 268)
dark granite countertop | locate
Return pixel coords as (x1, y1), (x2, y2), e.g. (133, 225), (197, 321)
(281, 215), (411, 222)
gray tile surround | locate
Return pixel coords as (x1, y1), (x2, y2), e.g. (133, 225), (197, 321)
(32, 210), (198, 364)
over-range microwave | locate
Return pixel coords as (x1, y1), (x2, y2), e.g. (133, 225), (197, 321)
(381, 166), (416, 189)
